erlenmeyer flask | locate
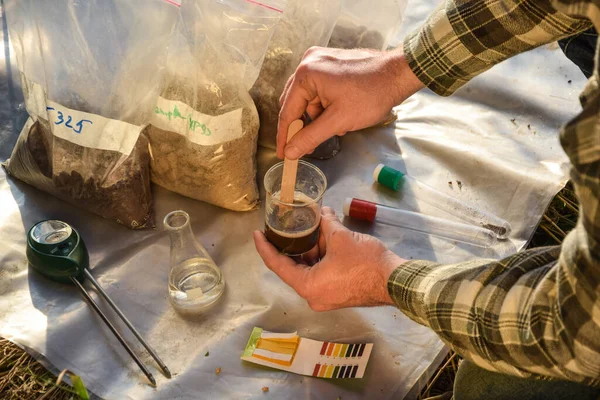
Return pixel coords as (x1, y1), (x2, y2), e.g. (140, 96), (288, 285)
(164, 210), (225, 314)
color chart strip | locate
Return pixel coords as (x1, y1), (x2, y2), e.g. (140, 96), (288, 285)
(312, 364), (360, 378)
(320, 342), (328, 355)
(319, 342), (367, 358)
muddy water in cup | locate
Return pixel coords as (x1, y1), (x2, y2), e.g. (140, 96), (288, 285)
(265, 192), (320, 255)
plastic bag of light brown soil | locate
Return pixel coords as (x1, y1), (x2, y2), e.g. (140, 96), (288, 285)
(147, 0), (284, 211)
(328, 0), (407, 51)
(3, 0), (179, 228)
(250, 0), (341, 157)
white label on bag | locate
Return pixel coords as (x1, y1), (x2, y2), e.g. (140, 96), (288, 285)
(44, 101), (142, 156)
(151, 96), (244, 146)
(23, 79), (142, 156)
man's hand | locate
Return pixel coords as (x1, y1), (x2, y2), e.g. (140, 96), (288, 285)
(254, 207), (406, 311)
(277, 47), (424, 160)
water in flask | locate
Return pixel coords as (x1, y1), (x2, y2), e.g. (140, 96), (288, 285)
(168, 257), (224, 312)
(164, 210), (225, 315)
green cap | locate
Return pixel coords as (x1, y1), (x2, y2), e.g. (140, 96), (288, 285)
(373, 164), (405, 191)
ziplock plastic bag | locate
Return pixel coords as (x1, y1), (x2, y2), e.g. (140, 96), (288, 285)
(3, 0), (179, 229)
(326, 0), (406, 131)
(251, 0), (341, 155)
(328, 0), (407, 50)
(148, 0), (284, 211)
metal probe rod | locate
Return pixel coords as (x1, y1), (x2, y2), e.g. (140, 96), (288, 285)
(70, 277), (156, 387)
(83, 269), (171, 378)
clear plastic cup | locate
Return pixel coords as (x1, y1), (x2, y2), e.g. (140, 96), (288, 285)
(264, 161), (327, 256)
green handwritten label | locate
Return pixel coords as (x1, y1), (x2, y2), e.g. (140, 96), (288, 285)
(154, 105), (212, 136)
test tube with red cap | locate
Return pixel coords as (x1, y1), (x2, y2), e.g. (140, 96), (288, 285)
(373, 164), (512, 239)
(343, 198), (496, 248)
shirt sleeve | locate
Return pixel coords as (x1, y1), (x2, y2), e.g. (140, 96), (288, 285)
(403, 0), (593, 96)
(390, 28), (600, 385)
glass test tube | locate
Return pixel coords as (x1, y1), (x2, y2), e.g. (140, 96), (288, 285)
(343, 198), (496, 248)
(373, 164), (512, 239)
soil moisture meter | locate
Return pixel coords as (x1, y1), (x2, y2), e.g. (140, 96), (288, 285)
(26, 220), (171, 386)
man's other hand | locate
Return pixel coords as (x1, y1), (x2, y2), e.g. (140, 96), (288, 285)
(254, 207), (405, 311)
(277, 47), (424, 160)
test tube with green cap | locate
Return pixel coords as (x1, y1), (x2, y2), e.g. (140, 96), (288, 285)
(373, 164), (512, 239)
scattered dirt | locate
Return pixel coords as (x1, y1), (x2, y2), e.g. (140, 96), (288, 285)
(482, 223), (507, 237)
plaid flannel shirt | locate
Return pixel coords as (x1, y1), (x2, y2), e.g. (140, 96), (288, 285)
(390, 0), (600, 386)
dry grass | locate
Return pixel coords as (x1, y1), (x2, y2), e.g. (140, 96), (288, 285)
(529, 182), (579, 248)
(419, 182), (579, 400)
(0, 339), (77, 399)
(0, 184), (579, 400)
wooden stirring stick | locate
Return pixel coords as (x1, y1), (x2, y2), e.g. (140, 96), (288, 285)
(280, 119), (304, 204)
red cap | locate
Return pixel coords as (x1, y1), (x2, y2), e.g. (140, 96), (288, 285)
(344, 198), (377, 222)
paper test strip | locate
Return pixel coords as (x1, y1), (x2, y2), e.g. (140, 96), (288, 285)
(241, 327), (374, 379)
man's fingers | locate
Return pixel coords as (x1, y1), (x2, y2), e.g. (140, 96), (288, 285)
(316, 208), (337, 258)
(284, 107), (344, 160)
(277, 76), (313, 159)
(279, 75), (294, 107)
(299, 244), (320, 266)
(321, 207), (336, 218)
(253, 231), (310, 291)
(317, 229), (327, 259)
(319, 207), (347, 238)
(306, 102), (324, 122)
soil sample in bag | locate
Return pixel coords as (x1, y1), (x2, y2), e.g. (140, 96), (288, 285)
(328, 0), (407, 51)
(327, 20), (385, 50)
(147, 0), (285, 211)
(147, 76), (260, 211)
(251, 1), (341, 158)
(251, 45), (294, 150)
(3, 0), (181, 229)
(5, 113), (154, 228)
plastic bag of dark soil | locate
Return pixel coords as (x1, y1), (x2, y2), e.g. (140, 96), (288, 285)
(328, 0), (407, 51)
(325, 0), (406, 132)
(3, 0), (178, 228)
(147, 0), (284, 211)
(250, 0), (341, 158)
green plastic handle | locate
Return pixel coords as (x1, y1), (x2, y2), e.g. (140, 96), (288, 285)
(26, 222), (88, 284)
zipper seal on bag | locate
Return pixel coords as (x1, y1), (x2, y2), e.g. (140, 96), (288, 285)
(243, 0), (283, 13)
(163, 0), (181, 7)
(164, 0), (283, 13)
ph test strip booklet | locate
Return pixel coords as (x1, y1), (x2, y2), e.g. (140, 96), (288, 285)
(241, 327), (374, 379)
